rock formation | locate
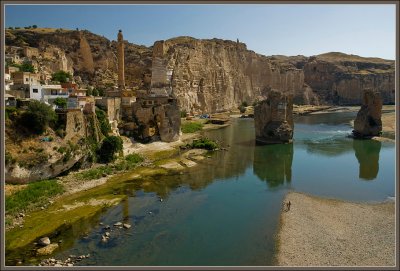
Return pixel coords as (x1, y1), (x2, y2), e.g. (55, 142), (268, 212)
(5, 29), (395, 112)
(254, 89), (294, 144)
(131, 95), (181, 143)
(302, 53), (395, 105)
(352, 88), (383, 138)
(5, 110), (103, 183)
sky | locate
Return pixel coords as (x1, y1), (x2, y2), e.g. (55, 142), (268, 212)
(4, 4), (397, 60)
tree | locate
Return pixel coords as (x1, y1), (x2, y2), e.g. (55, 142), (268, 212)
(20, 61), (35, 73)
(53, 97), (67, 109)
(51, 71), (72, 83)
(97, 136), (123, 163)
(86, 87), (93, 96)
(18, 100), (57, 134)
(238, 104), (246, 114)
(92, 88), (99, 96)
(95, 108), (111, 136)
(32, 25), (37, 29)
(97, 88), (105, 96)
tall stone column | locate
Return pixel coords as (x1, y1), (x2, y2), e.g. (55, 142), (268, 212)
(117, 30), (125, 89)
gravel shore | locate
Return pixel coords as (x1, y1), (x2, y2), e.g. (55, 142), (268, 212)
(276, 192), (395, 266)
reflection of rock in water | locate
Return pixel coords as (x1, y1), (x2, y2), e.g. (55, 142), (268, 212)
(253, 143), (293, 188)
(353, 139), (381, 180)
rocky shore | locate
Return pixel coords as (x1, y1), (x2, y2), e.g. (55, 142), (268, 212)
(276, 192), (395, 266)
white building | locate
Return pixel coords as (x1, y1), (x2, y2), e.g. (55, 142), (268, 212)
(29, 84), (68, 104)
(5, 73), (13, 91)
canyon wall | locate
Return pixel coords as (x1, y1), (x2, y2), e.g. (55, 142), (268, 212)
(5, 29), (395, 113)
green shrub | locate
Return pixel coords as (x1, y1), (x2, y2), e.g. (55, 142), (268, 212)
(53, 97), (67, 109)
(18, 100), (57, 134)
(51, 70), (72, 83)
(190, 138), (218, 150)
(5, 152), (16, 166)
(124, 153), (144, 164)
(181, 121), (203, 133)
(180, 110), (187, 118)
(5, 180), (64, 215)
(238, 104), (246, 114)
(97, 136), (123, 163)
(5, 107), (18, 120)
(95, 108), (111, 136)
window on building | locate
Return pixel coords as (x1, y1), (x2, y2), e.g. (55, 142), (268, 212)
(51, 89), (57, 95)
(25, 78), (28, 82)
(33, 89), (38, 93)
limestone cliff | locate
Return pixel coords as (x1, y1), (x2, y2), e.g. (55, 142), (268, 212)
(161, 37), (310, 114)
(5, 29), (395, 112)
(302, 52), (395, 105)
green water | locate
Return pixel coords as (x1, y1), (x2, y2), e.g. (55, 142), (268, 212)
(15, 112), (398, 266)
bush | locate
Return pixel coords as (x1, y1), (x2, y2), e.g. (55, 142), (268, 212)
(238, 104), (246, 114)
(18, 100), (57, 134)
(53, 97), (67, 109)
(32, 25), (37, 29)
(51, 70), (72, 83)
(5, 107), (18, 120)
(5, 180), (64, 215)
(5, 152), (16, 166)
(241, 101), (248, 107)
(95, 108), (111, 136)
(180, 110), (187, 118)
(92, 88), (99, 96)
(124, 153), (143, 164)
(97, 136), (123, 163)
(190, 138), (218, 150)
(181, 122), (203, 133)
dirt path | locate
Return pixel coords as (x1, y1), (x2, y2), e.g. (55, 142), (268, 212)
(276, 192), (395, 266)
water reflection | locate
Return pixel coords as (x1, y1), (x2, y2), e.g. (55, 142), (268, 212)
(301, 137), (354, 157)
(353, 139), (381, 180)
(253, 143), (293, 188)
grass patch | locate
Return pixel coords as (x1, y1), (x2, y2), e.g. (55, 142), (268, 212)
(190, 138), (218, 150)
(181, 121), (204, 133)
(77, 153), (144, 181)
(5, 180), (64, 216)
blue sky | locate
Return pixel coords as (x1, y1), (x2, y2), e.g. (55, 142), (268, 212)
(5, 4), (396, 59)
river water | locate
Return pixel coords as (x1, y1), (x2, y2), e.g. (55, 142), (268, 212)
(44, 112), (396, 266)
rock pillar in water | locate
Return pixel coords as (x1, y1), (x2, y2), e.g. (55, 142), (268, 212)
(254, 89), (294, 144)
(352, 89), (382, 138)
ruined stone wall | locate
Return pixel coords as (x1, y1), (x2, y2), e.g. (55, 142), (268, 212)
(131, 100), (181, 142)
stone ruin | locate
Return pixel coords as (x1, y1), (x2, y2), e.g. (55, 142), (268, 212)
(254, 89), (294, 144)
(352, 88), (382, 138)
(97, 32), (181, 143)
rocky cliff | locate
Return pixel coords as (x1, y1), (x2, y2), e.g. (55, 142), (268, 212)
(5, 110), (103, 183)
(5, 29), (395, 112)
(5, 28), (152, 89)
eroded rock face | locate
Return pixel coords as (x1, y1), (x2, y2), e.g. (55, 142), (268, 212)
(162, 37), (310, 114)
(303, 53), (395, 105)
(131, 98), (181, 143)
(353, 89), (383, 138)
(254, 90), (294, 144)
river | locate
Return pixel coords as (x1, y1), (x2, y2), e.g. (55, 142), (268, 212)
(12, 111), (397, 266)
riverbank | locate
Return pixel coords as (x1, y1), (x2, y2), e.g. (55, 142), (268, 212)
(4, 120), (230, 263)
(276, 192), (395, 266)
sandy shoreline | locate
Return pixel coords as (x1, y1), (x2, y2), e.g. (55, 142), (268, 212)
(276, 192), (395, 266)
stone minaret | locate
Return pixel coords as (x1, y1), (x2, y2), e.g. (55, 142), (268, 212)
(117, 30), (125, 89)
